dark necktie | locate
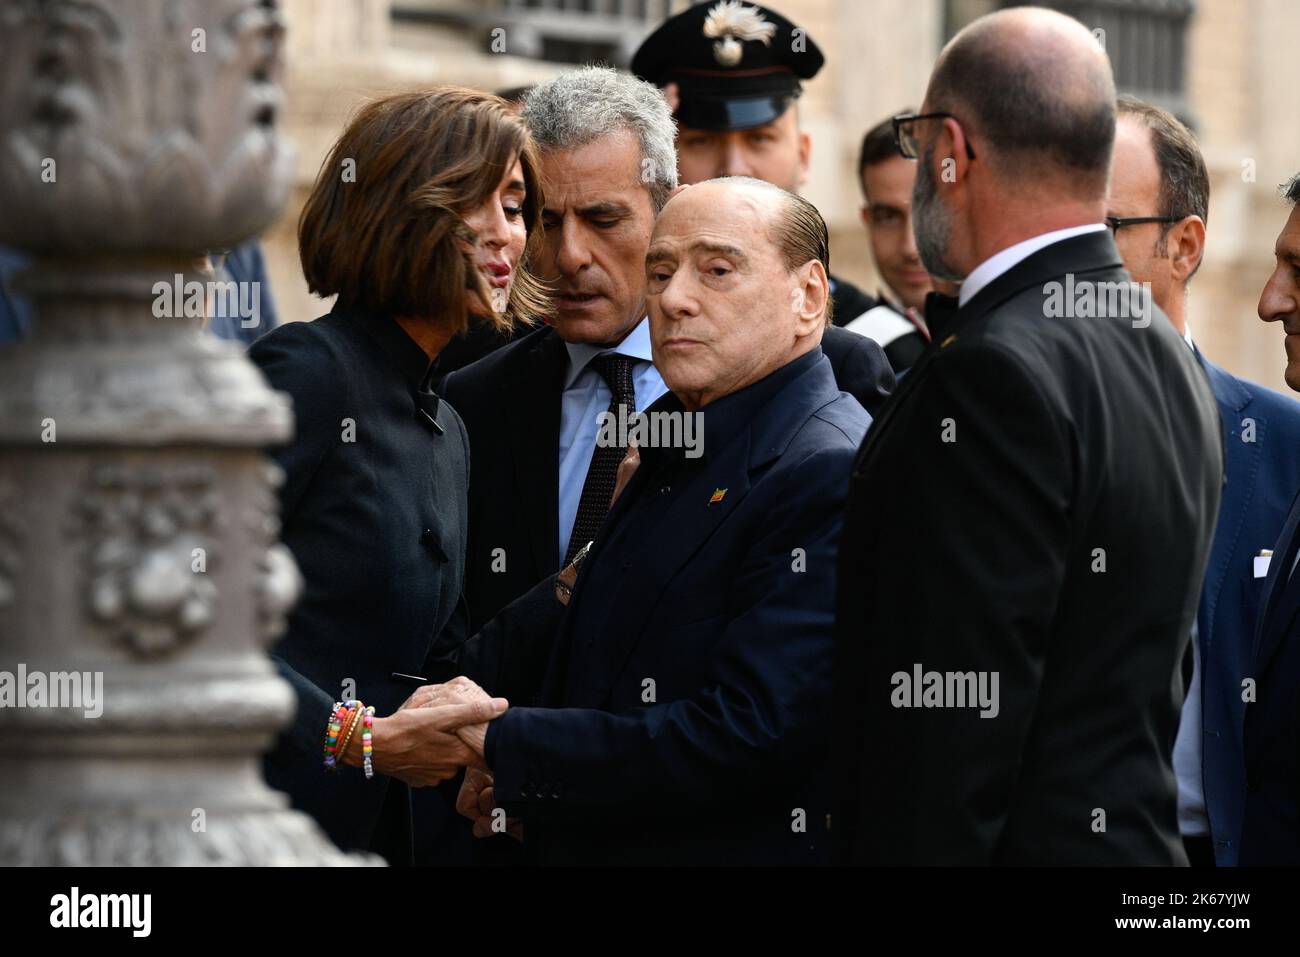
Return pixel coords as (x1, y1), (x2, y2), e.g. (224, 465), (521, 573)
(564, 353), (637, 566)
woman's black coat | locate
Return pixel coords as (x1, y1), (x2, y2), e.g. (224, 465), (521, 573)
(249, 303), (469, 862)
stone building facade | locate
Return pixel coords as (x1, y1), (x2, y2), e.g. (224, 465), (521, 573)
(268, 0), (1300, 393)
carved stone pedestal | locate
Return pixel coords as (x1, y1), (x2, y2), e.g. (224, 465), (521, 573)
(0, 0), (373, 865)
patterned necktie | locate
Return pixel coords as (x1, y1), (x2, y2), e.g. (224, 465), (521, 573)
(564, 353), (637, 566)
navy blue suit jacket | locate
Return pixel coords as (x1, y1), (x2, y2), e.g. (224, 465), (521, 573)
(250, 306), (469, 863)
(1195, 357), (1300, 865)
(444, 350), (869, 864)
(1242, 422), (1300, 864)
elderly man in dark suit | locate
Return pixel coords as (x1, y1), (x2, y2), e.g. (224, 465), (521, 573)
(834, 7), (1223, 865)
(434, 176), (868, 865)
(441, 67), (892, 641)
(1244, 173), (1300, 866)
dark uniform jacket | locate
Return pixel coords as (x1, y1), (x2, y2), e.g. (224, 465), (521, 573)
(249, 304), (469, 863)
(436, 348), (869, 864)
(842, 294), (930, 374)
(834, 230), (1224, 865)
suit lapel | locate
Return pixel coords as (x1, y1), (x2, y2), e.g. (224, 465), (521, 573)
(564, 436), (753, 709)
(956, 229), (1125, 328)
(566, 359), (840, 708)
(851, 335), (944, 476)
(506, 330), (567, 576)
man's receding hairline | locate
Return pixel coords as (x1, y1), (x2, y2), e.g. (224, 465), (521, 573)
(713, 182), (801, 268)
(1114, 113), (1160, 174)
(663, 179), (781, 222)
(657, 181), (811, 274)
(658, 183), (777, 246)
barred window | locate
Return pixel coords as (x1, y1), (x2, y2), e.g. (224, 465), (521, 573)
(944, 0), (1195, 123)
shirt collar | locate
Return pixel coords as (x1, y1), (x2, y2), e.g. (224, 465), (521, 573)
(348, 307), (436, 391)
(1182, 323), (1195, 351)
(563, 315), (655, 390)
(958, 223), (1108, 308)
(344, 306), (442, 418)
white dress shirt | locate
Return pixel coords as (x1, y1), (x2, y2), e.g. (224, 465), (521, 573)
(958, 223), (1109, 307)
(557, 316), (668, 565)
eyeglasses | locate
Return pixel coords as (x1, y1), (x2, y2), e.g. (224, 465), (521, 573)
(1105, 215), (1183, 233)
(892, 112), (977, 161)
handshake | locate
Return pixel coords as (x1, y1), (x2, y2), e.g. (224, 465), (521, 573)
(342, 676), (519, 840)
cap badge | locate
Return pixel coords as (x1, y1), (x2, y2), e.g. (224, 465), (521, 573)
(703, 1), (777, 68)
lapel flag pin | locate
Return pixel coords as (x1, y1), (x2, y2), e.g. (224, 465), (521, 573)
(709, 487), (727, 505)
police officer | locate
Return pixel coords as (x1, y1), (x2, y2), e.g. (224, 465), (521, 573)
(632, 0), (878, 325)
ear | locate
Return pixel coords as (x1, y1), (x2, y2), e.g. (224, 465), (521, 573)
(859, 200), (871, 227)
(793, 259), (830, 334)
(937, 116), (972, 186)
(1170, 215), (1206, 284)
(661, 81), (680, 115)
(796, 128), (812, 187)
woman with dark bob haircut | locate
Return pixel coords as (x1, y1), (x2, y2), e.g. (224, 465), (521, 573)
(249, 87), (547, 863)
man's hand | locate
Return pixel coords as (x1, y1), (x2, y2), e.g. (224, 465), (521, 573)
(397, 675), (490, 712)
(399, 676), (501, 760)
(456, 765), (523, 841)
(455, 713), (492, 759)
(346, 697), (507, 788)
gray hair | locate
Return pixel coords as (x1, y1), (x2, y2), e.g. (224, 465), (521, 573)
(522, 66), (678, 210)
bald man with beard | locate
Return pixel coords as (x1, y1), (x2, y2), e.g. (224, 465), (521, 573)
(834, 7), (1223, 865)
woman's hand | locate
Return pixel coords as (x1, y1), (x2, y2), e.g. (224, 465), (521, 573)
(343, 696), (507, 788)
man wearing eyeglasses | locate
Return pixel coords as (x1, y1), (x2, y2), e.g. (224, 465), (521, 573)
(1108, 97), (1300, 868)
(845, 112), (937, 374)
(834, 7), (1223, 865)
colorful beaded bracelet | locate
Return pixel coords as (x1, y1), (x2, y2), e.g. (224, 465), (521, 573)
(334, 699), (365, 767)
(361, 705), (376, 779)
(323, 701), (348, 771)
